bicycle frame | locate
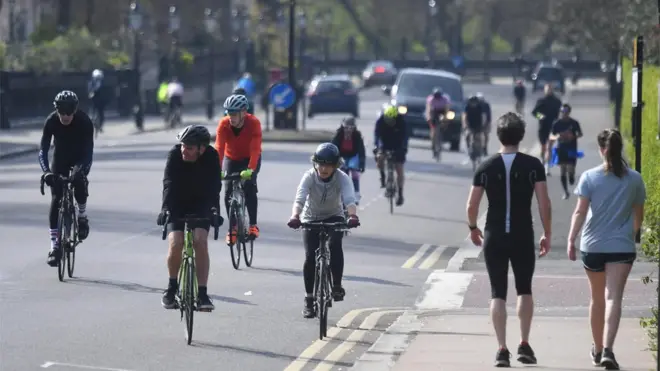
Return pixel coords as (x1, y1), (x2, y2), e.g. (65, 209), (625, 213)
(179, 223), (199, 311)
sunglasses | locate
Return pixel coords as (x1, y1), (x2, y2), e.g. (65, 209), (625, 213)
(57, 107), (76, 116)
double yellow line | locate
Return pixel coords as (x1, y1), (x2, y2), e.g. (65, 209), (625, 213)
(401, 244), (457, 270)
(283, 307), (406, 371)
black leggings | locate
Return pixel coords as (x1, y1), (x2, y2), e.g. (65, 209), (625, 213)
(302, 216), (345, 294)
(49, 169), (88, 230)
(223, 156), (261, 225)
(483, 231), (535, 300)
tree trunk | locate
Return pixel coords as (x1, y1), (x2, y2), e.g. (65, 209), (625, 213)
(335, 0), (384, 56)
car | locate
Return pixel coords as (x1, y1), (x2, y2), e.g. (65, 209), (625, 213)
(382, 68), (464, 151)
(362, 60), (397, 88)
(531, 62), (565, 93)
(307, 75), (359, 118)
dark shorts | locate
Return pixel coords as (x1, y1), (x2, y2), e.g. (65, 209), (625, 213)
(380, 149), (406, 164)
(556, 146), (578, 166)
(222, 156), (262, 186)
(167, 201), (213, 232)
(581, 252), (636, 272)
(538, 123), (552, 145)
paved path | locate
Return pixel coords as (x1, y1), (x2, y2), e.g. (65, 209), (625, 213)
(2, 82), (647, 371)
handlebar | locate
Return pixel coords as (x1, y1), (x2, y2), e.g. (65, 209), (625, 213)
(40, 174), (72, 196)
(299, 221), (353, 232)
(161, 211), (220, 241)
(223, 172), (245, 182)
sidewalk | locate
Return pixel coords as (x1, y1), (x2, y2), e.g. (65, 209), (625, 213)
(391, 314), (652, 370)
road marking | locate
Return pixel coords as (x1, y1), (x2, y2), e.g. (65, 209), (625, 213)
(418, 245), (448, 270)
(41, 361), (135, 371)
(415, 270), (474, 310)
(312, 310), (405, 371)
(401, 244), (432, 269)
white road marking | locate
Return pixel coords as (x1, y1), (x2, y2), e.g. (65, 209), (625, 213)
(401, 244), (432, 269)
(415, 270), (474, 310)
(41, 361), (135, 371)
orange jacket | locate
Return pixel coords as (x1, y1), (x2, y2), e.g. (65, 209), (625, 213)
(214, 114), (263, 170)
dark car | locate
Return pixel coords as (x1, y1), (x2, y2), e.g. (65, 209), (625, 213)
(531, 62), (565, 93)
(307, 75), (360, 118)
(362, 60), (397, 88)
(382, 68), (464, 151)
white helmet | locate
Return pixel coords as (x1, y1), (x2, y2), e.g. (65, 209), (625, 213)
(476, 92), (484, 100)
(92, 69), (104, 79)
(223, 94), (249, 112)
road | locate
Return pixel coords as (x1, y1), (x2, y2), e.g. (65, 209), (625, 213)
(0, 80), (619, 371)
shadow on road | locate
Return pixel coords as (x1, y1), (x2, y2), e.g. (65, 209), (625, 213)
(66, 277), (255, 305)
(249, 266), (410, 287)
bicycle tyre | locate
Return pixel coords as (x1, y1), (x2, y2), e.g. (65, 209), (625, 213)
(229, 203), (241, 270)
(67, 212), (77, 277)
(318, 260), (329, 340)
(57, 204), (68, 282)
(243, 239), (254, 267)
(185, 257), (195, 345)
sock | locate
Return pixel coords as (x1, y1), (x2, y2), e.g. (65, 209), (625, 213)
(520, 341), (529, 346)
(398, 186), (403, 197)
(560, 174), (568, 194)
(49, 229), (59, 249)
(379, 169), (385, 182)
(77, 203), (86, 217)
(168, 277), (178, 289)
(198, 286), (207, 296)
(568, 172), (575, 185)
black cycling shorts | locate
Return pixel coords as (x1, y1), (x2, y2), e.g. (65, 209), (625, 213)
(167, 203), (212, 232)
(581, 252), (636, 272)
(380, 149), (406, 164)
(483, 230), (536, 300)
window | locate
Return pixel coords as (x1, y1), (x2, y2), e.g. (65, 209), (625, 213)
(396, 73), (463, 102)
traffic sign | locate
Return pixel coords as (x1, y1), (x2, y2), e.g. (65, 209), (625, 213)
(269, 83), (296, 110)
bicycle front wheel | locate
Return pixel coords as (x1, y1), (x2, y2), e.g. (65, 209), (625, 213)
(317, 260), (329, 340)
(243, 239), (254, 267)
(184, 258), (195, 345)
(229, 204), (242, 270)
(57, 205), (69, 282)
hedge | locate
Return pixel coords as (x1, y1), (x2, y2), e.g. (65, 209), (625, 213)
(620, 59), (660, 356)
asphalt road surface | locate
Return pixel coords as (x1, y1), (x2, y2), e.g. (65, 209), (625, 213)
(0, 81), (617, 371)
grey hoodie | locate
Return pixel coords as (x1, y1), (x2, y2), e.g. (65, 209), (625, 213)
(294, 168), (357, 222)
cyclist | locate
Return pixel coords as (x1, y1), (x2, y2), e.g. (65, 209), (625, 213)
(476, 92), (492, 155)
(374, 104), (408, 206)
(531, 84), (562, 175)
(425, 88), (451, 159)
(548, 104), (583, 199)
(87, 69), (106, 132)
(39, 91), (94, 267)
(166, 76), (184, 124)
(215, 94), (263, 244)
(331, 117), (366, 204)
(467, 112), (551, 367)
(286, 143), (360, 318)
(513, 79), (526, 115)
(157, 125), (223, 311)
(232, 87), (255, 115)
(462, 94), (486, 156)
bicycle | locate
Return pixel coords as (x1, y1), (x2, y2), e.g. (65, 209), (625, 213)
(89, 106), (102, 138)
(430, 113), (445, 162)
(467, 130), (484, 172)
(167, 105), (182, 129)
(40, 171), (80, 282)
(224, 172), (254, 270)
(381, 150), (397, 214)
(298, 221), (355, 340)
(161, 212), (219, 345)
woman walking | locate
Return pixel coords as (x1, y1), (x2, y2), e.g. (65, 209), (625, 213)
(567, 129), (646, 370)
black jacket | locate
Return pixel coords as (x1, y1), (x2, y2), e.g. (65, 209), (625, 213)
(531, 94), (562, 125)
(332, 127), (366, 169)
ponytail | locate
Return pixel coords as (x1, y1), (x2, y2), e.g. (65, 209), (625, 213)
(597, 129), (627, 177)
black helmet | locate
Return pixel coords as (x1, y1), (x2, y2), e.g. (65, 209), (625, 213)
(432, 88), (443, 98)
(312, 143), (340, 165)
(53, 90), (79, 112)
(176, 125), (211, 146)
(342, 116), (356, 128)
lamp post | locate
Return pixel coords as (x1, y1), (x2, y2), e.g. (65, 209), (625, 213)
(232, 5), (248, 74)
(129, 2), (144, 130)
(168, 6), (180, 78)
(428, 0), (437, 68)
(204, 8), (217, 120)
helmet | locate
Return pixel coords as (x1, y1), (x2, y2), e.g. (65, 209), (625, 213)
(432, 88), (443, 98)
(383, 105), (398, 119)
(312, 143), (341, 165)
(467, 94), (479, 103)
(476, 92), (484, 100)
(516, 79), (523, 85)
(176, 125), (211, 146)
(342, 116), (356, 128)
(92, 69), (103, 79)
(53, 90), (79, 112)
(223, 94), (249, 112)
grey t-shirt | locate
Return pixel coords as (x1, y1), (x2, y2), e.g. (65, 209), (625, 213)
(574, 164), (646, 253)
(294, 168), (357, 222)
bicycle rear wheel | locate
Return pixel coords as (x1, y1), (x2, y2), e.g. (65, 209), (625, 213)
(184, 258), (195, 345)
(57, 206), (68, 282)
(229, 204), (242, 270)
(243, 239), (254, 267)
(317, 260), (329, 340)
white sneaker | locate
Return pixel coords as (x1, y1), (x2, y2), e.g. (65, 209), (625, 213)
(355, 192), (361, 203)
